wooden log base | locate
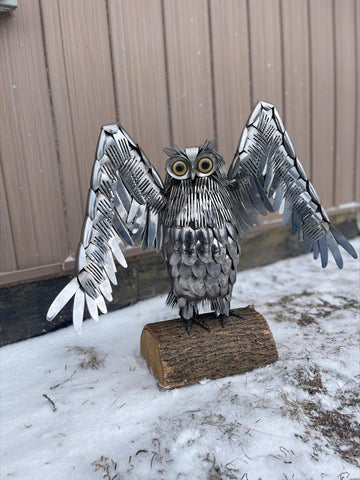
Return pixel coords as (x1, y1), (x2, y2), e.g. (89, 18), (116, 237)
(140, 306), (279, 389)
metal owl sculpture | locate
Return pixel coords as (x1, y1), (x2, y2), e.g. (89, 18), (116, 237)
(47, 101), (357, 334)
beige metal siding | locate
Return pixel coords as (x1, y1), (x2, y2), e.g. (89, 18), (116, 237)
(334, 0), (357, 206)
(309, 0), (336, 208)
(40, 0), (84, 252)
(248, 0), (284, 114)
(0, 0), (359, 285)
(108, 0), (171, 163)
(357, 0), (360, 203)
(164, 0), (215, 146)
(281, 0), (311, 174)
(210, 0), (251, 163)
(0, 1), (68, 272)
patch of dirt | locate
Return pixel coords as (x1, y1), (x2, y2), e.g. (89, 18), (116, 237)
(297, 313), (317, 326)
(281, 392), (360, 466)
(267, 290), (313, 322)
(267, 291), (359, 324)
(292, 365), (326, 395)
(316, 295), (360, 319)
(68, 346), (106, 370)
(266, 290), (313, 308)
(336, 386), (360, 409)
(309, 408), (360, 466)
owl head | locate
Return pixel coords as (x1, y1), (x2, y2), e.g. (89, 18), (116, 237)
(163, 140), (226, 181)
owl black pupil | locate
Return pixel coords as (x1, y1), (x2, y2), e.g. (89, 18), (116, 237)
(175, 164), (184, 172)
(201, 160), (210, 170)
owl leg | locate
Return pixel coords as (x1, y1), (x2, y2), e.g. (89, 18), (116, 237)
(219, 314), (227, 328)
(214, 296), (244, 328)
(180, 301), (210, 334)
(182, 318), (193, 335)
(219, 310), (245, 328)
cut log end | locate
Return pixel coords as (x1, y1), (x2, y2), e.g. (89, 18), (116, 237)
(140, 306), (278, 389)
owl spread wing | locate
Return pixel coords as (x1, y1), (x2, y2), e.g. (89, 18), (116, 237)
(47, 124), (166, 333)
(228, 101), (357, 268)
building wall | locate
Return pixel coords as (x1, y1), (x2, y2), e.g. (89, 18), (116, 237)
(0, 0), (359, 286)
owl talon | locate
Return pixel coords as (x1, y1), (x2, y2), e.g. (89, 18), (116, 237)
(182, 316), (210, 334)
(184, 319), (192, 335)
(219, 310), (244, 328)
(194, 319), (211, 332)
(193, 311), (210, 331)
(220, 314), (227, 328)
(229, 309), (245, 320)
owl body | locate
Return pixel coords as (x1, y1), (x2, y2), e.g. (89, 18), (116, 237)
(46, 101), (358, 334)
(162, 165), (240, 321)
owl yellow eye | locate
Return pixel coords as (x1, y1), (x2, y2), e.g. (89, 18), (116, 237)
(172, 160), (188, 176)
(197, 157), (213, 173)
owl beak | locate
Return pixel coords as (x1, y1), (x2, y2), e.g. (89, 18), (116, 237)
(191, 170), (196, 181)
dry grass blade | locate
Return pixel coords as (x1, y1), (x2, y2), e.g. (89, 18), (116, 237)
(42, 394), (56, 412)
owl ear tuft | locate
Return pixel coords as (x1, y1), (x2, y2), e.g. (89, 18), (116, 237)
(163, 146), (183, 157)
(201, 139), (216, 151)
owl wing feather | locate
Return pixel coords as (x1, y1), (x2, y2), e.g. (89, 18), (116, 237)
(228, 101), (357, 268)
(47, 124), (166, 333)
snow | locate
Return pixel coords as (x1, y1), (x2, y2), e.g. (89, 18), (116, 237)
(1, 238), (359, 480)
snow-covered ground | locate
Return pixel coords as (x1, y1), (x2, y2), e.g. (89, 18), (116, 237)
(1, 238), (359, 480)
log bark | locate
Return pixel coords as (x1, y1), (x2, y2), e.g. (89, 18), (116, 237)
(140, 306), (278, 388)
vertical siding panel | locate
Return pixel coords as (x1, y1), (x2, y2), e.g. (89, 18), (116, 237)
(0, 0), (68, 269)
(108, 0), (170, 174)
(308, 0), (335, 208)
(334, 0), (357, 206)
(163, 0), (214, 147)
(281, 0), (311, 174)
(355, 0), (360, 203)
(0, 163), (17, 272)
(248, 0), (283, 226)
(40, 0), (83, 255)
(210, 0), (251, 166)
(248, 0), (283, 115)
(58, 0), (116, 206)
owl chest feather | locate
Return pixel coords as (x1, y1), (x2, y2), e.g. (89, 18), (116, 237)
(163, 176), (233, 229)
(162, 177), (240, 301)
